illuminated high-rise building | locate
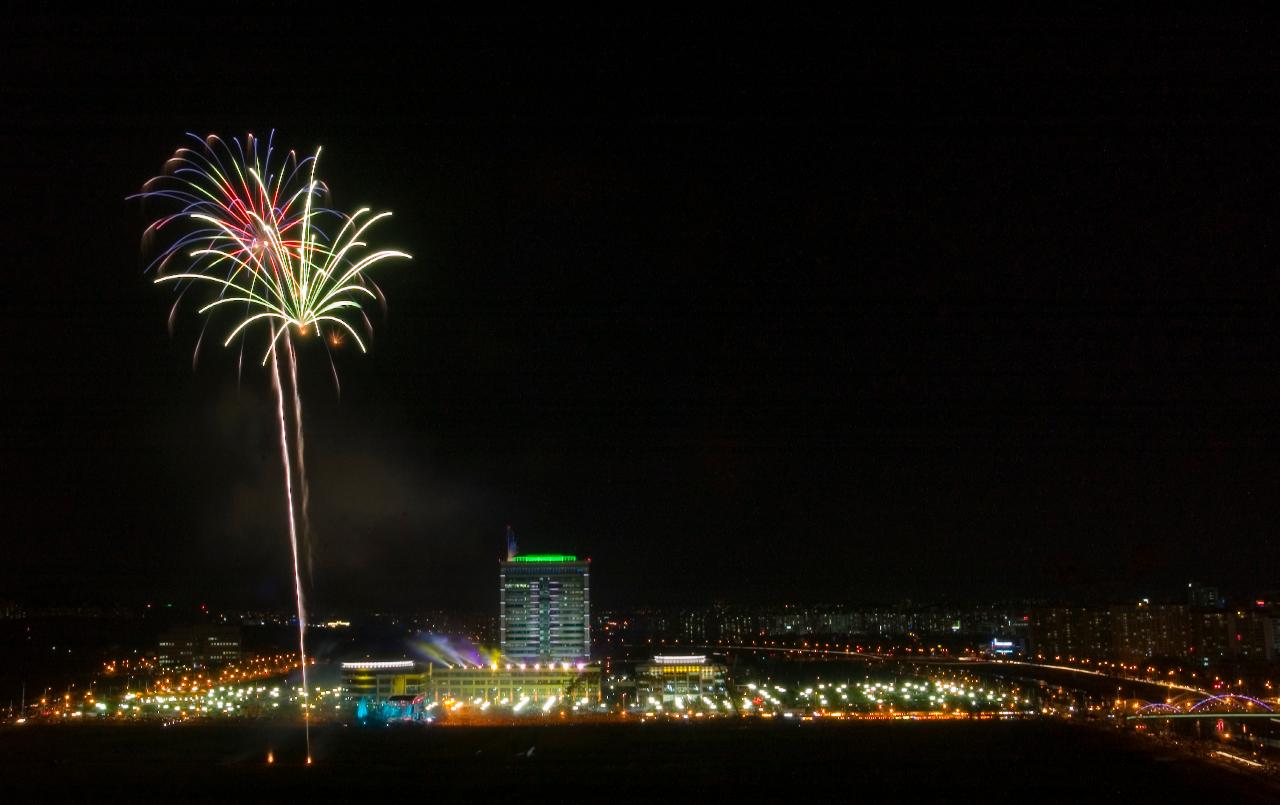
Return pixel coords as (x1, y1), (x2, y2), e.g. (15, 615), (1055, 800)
(499, 553), (591, 663)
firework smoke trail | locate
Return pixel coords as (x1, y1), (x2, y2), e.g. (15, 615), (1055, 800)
(271, 334), (310, 762)
(285, 337), (314, 583)
(134, 132), (409, 763)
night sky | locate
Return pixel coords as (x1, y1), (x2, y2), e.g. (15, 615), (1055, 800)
(4, 14), (1280, 612)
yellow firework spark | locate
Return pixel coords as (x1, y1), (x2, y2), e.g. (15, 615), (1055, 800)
(137, 131), (410, 363)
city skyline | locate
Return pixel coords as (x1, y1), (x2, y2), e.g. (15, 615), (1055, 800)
(9, 12), (1280, 798)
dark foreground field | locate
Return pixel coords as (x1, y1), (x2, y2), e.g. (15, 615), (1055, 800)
(1, 720), (1276, 802)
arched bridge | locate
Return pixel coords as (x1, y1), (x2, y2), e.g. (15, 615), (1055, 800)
(1129, 693), (1278, 720)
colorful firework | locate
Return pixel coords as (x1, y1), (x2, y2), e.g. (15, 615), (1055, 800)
(136, 131), (408, 363)
(134, 132), (410, 761)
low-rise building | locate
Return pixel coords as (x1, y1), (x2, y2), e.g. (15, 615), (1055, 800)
(427, 662), (600, 704)
(340, 660), (601, 708)
(340, 660), (424, 701)
(635, 654), (728, 707)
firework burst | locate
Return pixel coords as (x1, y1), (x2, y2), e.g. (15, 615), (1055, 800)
(137, 131), (408, 363)
(135, 131), (410, 761)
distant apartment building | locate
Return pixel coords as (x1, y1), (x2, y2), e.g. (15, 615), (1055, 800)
(1109, 603), (1190, 660)
(713, 605), (761, 640)
(599, 603), (1031, 645)
(677, 608), (708, 642)
(1264, 616), (1280, 660)
(1231, 608), (1270, 662)
(1189, 609), (1232, 664)
(1187, 582), (1222, 609)
(1031, 603), (1278, 666)
(156, 624), (241, 669)
(1028, 607), (1112, 660)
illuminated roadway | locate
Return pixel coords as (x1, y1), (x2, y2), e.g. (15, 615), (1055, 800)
(692, 643), (1214, 700)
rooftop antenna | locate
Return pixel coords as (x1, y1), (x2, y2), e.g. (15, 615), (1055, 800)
(506, 525), (519, 561)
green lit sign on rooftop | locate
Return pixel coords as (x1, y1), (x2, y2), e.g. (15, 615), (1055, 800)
(509, 554), (578, 563)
